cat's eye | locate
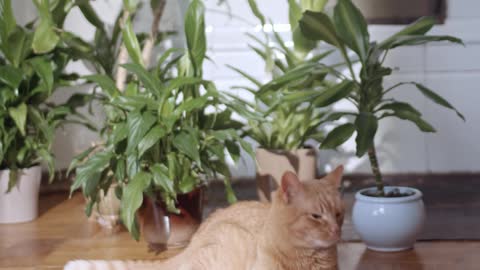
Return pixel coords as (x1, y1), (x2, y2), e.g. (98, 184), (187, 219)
(311, 213), (322, 219)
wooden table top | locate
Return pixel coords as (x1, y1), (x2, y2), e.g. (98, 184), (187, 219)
(0, 194), (478, 270)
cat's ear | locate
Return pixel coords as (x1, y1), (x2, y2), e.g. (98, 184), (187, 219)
(325, 165), (344, 188)
(281, 171), (303, 203)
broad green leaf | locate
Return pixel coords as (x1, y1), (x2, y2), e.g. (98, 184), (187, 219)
(333, 0), (369, 61)
(414, 83), (465, 121)
(8, 103), (27, 136)
(178, 173), (196, 194)
(110, 122), (128, 144)
(7, 169), (18, 193)
(138, 125), (166, 157)
(127, 154), (139, 178)
(379, 35), (463, 50)
(4, 27), (33, 67)
(165, 77), (205, 93)
(173, 130), (201, 165)
(239, 138), (255, 158)
(121, 171), (152, 241)
(313, 80), (355, 107)
(292, 25), (316, 56)
(320, 123), (355, 149)
(174, 96), (208, 116)
(377, 102), (421, 116)
(0, 66), (22, 89)
(37, 148), (55, 183)
(225, 140), (240, 163)
(247, 0), (266, 25)
(299, 10), (343, 48)
(126, 110), (157, 154)
(122, 18), (144, 66)
(94, 29), (114, 75)
(78, 2), (105, 33)
(391, 110), (436, 133)
(67, 146), (97, 176)
(84, 74), (120, 98)
(32, 0), (60, 53)
(185, 0), (206, 71)
(379, 17), (436, 49)
(150, 163), (174, 194)
(115, 157), (126, 182)
(0, 0), (16, 45)
(122, 63), (161, 94)
(288, 0), (302, 28)
(259, 62), (318, 94)
(283, 89), (321, 103)
(354, 112), (378, 157)
(30, 57), (54, 93)
(71, 149), (113, 194)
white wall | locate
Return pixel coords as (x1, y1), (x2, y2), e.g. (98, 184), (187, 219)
(203, 0), (480, 176)
(13, 0), (479, 177)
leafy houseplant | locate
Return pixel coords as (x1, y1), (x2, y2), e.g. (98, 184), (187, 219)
(0, 0), (93, 223)
(70, 0), (253, 243)
(295, 0), (464, 250)
(232, 0), (339, 200)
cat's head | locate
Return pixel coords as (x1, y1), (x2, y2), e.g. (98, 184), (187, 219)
(273, 166), (345, 249)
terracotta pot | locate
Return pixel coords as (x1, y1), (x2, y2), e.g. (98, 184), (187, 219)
(139, 187), (205, 251)
(0, 166), (42, 224)
(256, 148), (316, 201)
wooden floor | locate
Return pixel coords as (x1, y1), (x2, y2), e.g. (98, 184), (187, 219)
(0, 194), (479, 270)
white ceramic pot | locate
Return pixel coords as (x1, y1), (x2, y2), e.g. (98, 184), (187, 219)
(352, 186), (425, 252)
(0, 166), (42, 224)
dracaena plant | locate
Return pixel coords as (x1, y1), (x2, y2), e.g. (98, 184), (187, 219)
(69, 0), (254, 240)
(0, 0), (94, 191)
(229, 0), (335, 150)
(294, 0), (464, 196)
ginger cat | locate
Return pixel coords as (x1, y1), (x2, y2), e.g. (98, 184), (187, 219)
(65, 166), (345, 270)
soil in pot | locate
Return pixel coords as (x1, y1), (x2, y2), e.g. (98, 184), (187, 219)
(139, 187), (205, 252)
(361, 187), (415, 198)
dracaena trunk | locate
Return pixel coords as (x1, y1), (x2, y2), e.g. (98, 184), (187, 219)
(367, 145), (385, 196)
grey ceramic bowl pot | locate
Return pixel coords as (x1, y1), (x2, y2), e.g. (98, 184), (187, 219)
(352, 186), (425, 252)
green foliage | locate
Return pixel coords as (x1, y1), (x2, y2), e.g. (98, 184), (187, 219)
(70, 0), (252, 240)
(295, 0), (464, 194)
(231, 0), (334, 150)
(0, 0), (94, 191)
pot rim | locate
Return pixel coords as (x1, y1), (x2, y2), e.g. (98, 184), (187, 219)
(355, 186), (423, 204)
(0, 165), (42, 173)
(255, 147), (315, 154)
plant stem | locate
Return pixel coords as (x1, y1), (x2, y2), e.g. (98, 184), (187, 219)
(367, 145), (385, 196)
(115, 11), (130, 91)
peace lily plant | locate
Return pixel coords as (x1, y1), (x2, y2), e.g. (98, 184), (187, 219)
(291, 0), (465, 251)
(0, 0), (94, 223)
(69, 0), (254, 241)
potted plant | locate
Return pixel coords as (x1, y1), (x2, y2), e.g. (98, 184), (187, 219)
(297, 0), (464, 251)
(232, 0), (335, 201)
(63, 0), (179, 228)
(70, 0), (253, 249)
(0, 0), (94, 223)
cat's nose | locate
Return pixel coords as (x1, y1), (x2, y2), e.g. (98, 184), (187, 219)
(331, 225), (341, 236)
